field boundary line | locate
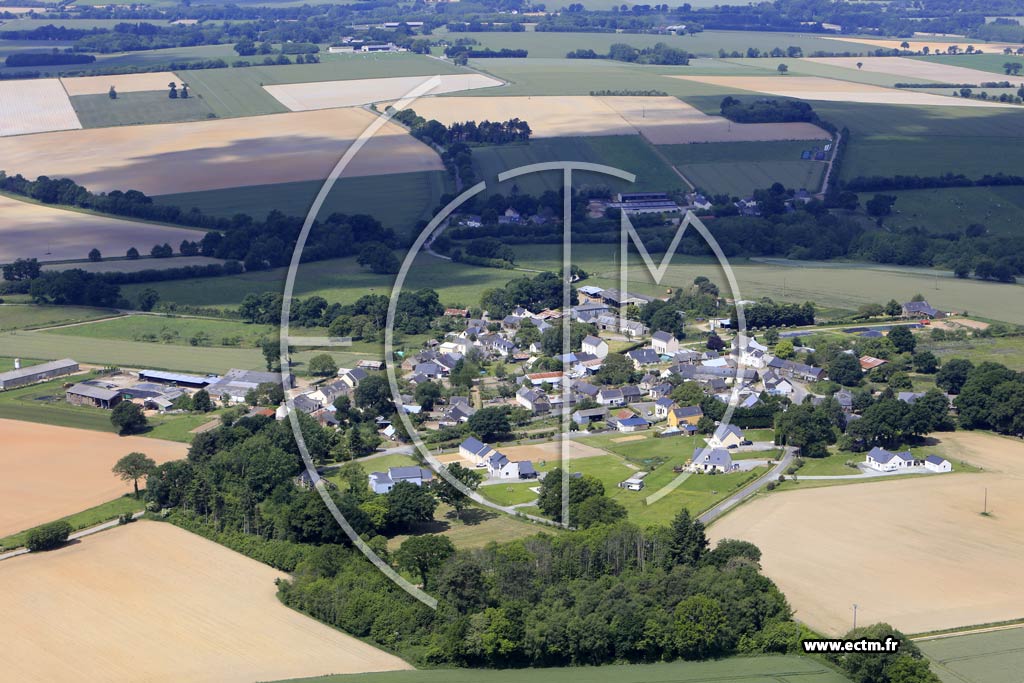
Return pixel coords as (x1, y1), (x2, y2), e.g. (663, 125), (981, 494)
(0, 511), (143, 562)
(912, 621), (1024, 641)
(644, 135), (696, 190)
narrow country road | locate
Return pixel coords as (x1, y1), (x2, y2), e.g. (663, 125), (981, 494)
(699, 447), (795, 525)
(0, 511), (145, 562)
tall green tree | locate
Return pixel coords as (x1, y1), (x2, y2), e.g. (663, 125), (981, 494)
(112, 451), (156, 498)
(396, 534), (455, 586)
(111, 401), (148, 435)
(666, 508), (708, 567)
(434, 463), (483, 520)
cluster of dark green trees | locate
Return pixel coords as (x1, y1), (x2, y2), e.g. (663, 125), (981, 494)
(735, 298), (816, 329)
(567, 42), (690, 65)
(280, 509), (801, 668)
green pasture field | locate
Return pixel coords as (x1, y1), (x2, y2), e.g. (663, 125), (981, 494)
(0, 356), (41, 372)
(436, 29), (875, 60)
(682, 160), (825, 197)
(385, 502), (552, 551)
(911, 53), (1024, 77)
(0, 38), (76, 58)
(479, 481), (538, 506)
(660, 139), (826, 165)
(919, 627), (1024, 683)
(472, 136), (684, 194)
(856, 185), (1024, 235)
(46, 314), (278, 348)
(278, 654), (848, 683)
(0, 18), (139, 31)
(0, 329), (391, 375)
(119, 251), (516, 311)
(920, 334), (1024, 370)
(0, 494), (144, 552)
(41, 256), (228, 274)
(798, 450), (864, 476)
(1, 44), (236, 76)
(512, 245), (1024, 325)
(117, 241), (1024, 328)
(0, 304), (120, 332)
(179, 54), (471, 118)
(70, 90), (217, 128)
(804, 102), (1024, 181)
(156, 170), (453, 233)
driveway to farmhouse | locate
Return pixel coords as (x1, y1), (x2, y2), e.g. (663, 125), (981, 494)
(700, 447), (795, 525)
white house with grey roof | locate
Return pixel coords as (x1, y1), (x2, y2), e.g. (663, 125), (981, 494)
(708, 424), (745, 449)
(924, 455), (952, 473)
(368, 466), (434, 494)
(690, 447), (736, 473)
(865, 447), (915, 472)
(651, 331), (680, 355)
(581, 335), (609, 359)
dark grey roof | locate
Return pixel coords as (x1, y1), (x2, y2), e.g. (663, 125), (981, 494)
(0, 358), (78, 383)
(67, 383), (119, 401)
(925, 455), (947, 465)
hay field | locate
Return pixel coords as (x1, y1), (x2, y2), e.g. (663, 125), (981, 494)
(670, 75), (1016, 107)
(0, 78), (81, 136)
(0, 521), (412, 683)
(61, 71), (180, 96)
(399, 95), (829, 143)
(0, 195), (203, 263)
(0, 108), (443, 195)
(821, 35), (1024, 55)
(802, 56), (1024, 86)
(709, 432), (1024, 635)
(265, 73), (502, 111)
(0, 419), (186, 537)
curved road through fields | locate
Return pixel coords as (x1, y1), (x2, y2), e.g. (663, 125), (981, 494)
(699, 447), (796, 525)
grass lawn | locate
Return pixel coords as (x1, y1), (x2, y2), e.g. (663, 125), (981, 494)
(798, 451), (864, 476)
(155, 170), (453, 234)
(276, 654), (849, 683)
(385, 502), (553, 551)
(919, 626), (1024, 683)
(920, 334), (1024, 371)
(856, 185), (1024, 235)
(47, 314), (279, 348)
(70, 90), (217, 128)
(0, 356), (42, 372)
(145, 412), (220, 442)
(479, 481), (539, 506)
(0, 494), (144, 552)
(0, 304), (121, 332)
(471, 135), (684, 195)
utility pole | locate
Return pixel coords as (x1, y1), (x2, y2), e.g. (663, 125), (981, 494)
(852, 603), (858, 631)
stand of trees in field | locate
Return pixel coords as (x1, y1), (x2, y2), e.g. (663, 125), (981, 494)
(566, 42), (690, 65)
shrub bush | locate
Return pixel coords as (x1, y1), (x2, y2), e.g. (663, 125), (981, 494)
(25, 520), (72, 551)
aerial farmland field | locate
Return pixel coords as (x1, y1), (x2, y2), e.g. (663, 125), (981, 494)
(0, 108), (443, 195)
(265, 73), (502, 110)
(919, 627), (1024, 683)
(0, 78), (81, 136)
(0, 521), (412, 683)
(709, 432), (1024, 635)
(0, 195), (206, 263)
(0, 419), (186, 537)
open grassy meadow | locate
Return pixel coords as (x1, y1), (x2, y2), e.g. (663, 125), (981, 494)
(0, 43), (237, 76)
(659, 139), (827, 195)
(857, 185), (1024, 235)
(911, 53), (1024, 77)
(71, 90), (218, 128)
(919, 627), (1024, 683)
(0, 304), (120, 331)
(156, 170), (453, 233)
(472, 135), (684, 194)
(0, 494), (143, 552)
(920, 334), (1024, 370)
(47, 314), (279, 348)
(274, 654), (849, 683)
(437, 29), (875, 60)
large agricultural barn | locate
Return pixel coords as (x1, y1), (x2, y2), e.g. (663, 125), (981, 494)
(0, 358), (78, 390)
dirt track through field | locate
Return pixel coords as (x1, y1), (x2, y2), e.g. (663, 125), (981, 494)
(265, 73), (503, 110)
(0, 195), (204, 263)
(0, 108), (442, 195)
(670, 75), (1017, 107)
(709, 432), (1024, 635)
(0, 521), (412, 682)
(0, 419), (186, 537)
(397, 95), (830, 143)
